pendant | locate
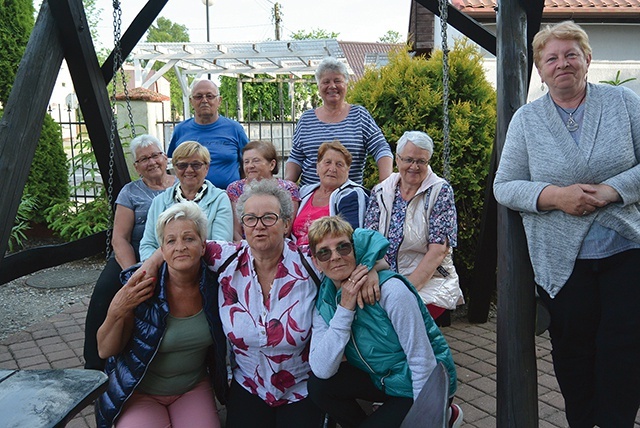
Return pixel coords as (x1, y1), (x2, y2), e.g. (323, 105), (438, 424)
(566, 115), (579, 132)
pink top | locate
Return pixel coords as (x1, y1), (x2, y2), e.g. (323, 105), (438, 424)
(292, 192), (330, 246)
(205, 240), (317, 406)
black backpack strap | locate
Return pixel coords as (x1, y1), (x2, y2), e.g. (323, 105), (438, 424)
(297, 247), (321, 288)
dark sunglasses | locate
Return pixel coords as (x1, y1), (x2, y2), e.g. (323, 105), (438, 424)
(314, 242), (353, 262)
(174, 161), (207, 171)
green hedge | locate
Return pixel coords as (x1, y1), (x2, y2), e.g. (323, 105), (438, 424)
(24, 114), (70, 224)
(348, 40), (497, 287)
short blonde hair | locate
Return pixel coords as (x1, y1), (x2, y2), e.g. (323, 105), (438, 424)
(307, 215), (353, 255)
(156, 201), (208, 244)
(172, 141), (211, 164)
(317, 140), (352, 168)
(533, 21), (592, 69)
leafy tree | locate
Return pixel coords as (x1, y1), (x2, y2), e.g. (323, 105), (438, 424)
(0, 0), (34, 104)
(348, 41), (497, 289)
(379, 30), (402, 44)
(1, 0), (70, 232)
(290, 28), (339, 40)
(146, 17), (190, 119)
(147, 17), (189, 43)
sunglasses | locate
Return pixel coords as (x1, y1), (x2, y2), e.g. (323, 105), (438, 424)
(314, 242), (353, 262)
(174, 161), (207, 171)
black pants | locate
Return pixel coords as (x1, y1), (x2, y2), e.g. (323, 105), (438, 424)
(83, 256), (124, 370)
(538, 249), (640, 428)
(308, 362), (413, 428)
(225, 379), (324, 428)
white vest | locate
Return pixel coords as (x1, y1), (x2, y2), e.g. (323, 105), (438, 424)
(373, 171), (464, 310)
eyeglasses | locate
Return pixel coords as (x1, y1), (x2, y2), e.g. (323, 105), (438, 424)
(397, 155), (429, 167)
(191, 94), (219, 101)
(314, 242), (353, 263)
(174, 161), (207, 171)
(241, 212), (280, 228)
(134, 151), (163, 165)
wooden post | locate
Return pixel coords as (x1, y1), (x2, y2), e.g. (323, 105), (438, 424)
(0, 0), (65, 259)
(495, 1), (538, 426)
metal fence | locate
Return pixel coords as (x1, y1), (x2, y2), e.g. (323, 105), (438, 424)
(157, 101), (296, 180)
(49, 102), (297, 206)
(49, 105), (102, 207)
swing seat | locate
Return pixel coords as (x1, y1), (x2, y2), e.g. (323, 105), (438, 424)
(400, 362), (450, 428)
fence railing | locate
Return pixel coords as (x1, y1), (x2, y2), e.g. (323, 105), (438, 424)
(50, 103), (298, 205)
(49, 105), (102, 207)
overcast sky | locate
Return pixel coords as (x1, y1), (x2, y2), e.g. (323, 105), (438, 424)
(85, 0), (411, 49)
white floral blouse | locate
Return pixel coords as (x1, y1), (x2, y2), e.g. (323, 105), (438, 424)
(204, 239), (317, 407)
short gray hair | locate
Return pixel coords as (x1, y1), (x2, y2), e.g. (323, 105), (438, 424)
(236, 179), (294, 221)
(156, 201), (208, 244)
(190, 79), (219, 96)
(315, 57), (349, 85)
(396, 131), (434, 157)
(130, 134), (164, 159)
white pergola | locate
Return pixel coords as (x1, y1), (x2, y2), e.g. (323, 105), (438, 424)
(131, 39), (352, 119)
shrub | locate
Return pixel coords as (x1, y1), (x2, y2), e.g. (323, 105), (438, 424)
(23, 114), (70, 223)
(348, 40), (497, 287)
(8, 194), (37, 253)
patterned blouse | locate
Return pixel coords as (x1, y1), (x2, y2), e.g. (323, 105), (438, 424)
(204, 239), (317, 407)
(363, 182), (457, 272)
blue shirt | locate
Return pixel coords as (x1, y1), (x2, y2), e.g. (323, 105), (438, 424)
(168, 116), (249, 189)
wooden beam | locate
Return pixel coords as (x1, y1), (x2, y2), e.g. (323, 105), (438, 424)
(495, 1), (538, 426)
(49, 0), (130, 201)
(101, 0), (169, 83)
(416, 0), (496, 56)
(0, 232), (106, 285)
(0, 0), (65, 260)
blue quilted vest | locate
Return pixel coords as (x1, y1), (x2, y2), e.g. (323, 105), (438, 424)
(95, 261), (228, 428)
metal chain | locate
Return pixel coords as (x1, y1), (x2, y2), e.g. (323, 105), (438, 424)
(105, 0), (122, 258)
(439, 0), (451, 182)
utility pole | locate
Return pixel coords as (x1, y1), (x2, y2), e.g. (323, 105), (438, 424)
(273, 2), (282, 40)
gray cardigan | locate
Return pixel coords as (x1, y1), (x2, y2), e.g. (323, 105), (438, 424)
(494, 83), (640, 298)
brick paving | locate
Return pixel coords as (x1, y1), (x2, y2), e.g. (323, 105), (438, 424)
(1, 298), (638, 427)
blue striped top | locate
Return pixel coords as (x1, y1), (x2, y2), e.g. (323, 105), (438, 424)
(288, 105), (392, 186)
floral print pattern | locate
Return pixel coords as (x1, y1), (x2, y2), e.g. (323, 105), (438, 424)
(204, 239), (317, 406)
(364, 182), (457, 271)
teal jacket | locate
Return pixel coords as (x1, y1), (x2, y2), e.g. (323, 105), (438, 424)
(316, 228), (457, 397)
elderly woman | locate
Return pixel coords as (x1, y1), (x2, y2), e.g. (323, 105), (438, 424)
(95, 202), (227, 428)
(84, 134), (176, 370)
(307, 216), (461, 428)
(494, 21), (640, 427)
(292, 140), (369, 246)
(226, 140), (300, 240)
(364, 131), (463, 322)
(139, 141), (233, 260)
(285, 56), (393, 186)
(143, 179), (323, 427)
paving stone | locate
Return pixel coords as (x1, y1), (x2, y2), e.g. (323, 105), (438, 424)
(47, 349), (76, 362)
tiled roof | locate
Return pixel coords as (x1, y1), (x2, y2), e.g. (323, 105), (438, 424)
(115, 87), (169, 102)
(338, 41), (403, 80)
(451, 0), (640, 20)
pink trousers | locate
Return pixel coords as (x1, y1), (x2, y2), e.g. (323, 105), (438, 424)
(115, 378), (220, 428)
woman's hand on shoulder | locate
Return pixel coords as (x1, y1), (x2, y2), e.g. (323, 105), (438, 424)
(339, 264), (369, 311)
(110, 268), (155, 317)
(350, 264), (380, 309)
